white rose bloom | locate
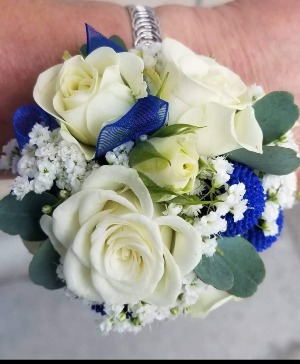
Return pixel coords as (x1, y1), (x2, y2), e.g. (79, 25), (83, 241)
(41, 165), (203, 306)
(159, 38), (263, 156)
(34, 48), (147, 159)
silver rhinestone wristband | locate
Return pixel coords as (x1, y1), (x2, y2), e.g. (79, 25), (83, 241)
(127, 5), (162, 47)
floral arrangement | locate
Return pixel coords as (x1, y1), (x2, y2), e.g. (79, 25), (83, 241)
(0, 25), (299, 333)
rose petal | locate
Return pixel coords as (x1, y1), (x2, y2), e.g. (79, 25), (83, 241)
(52, 188), (138, 250)
(64, 249), (101, 301)
(98, 64), (124, 91)
(40, 214), (67, 257)
(85, 47), (118, 75)
(233, 106), (263, 153)
(119, 52), (147, 98)
(161, 38), (194, 67)
(86, 88), (134, 144)
(189, 284), (235, 318)
(156, 215), (203, 275)
(60, 123), (95, 160)
(90, 214), (165, 304)
(33, 64), (64, 123)
(72, 210), (112, 268)
(178, 103), (240, 157)
(82, 166), (154, 217)
(78, 190), (138, 225)
(54, 98), (93, 145)
(145, 245), (181, 306)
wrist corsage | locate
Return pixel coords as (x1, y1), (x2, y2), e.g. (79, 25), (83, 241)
(0, 24), (299, 334)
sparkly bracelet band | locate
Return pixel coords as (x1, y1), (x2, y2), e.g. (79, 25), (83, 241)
(127, 5), (162, 47)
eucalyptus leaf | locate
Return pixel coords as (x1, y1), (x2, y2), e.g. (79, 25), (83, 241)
(29, 239), (65, 290)
(79, 43), (87, 57)
(22, 238), (46, 255)
(0, 192), (59, 241)
(217, 237), (266, 298)
(150, 124), (201, 138)
(109, 35), (127, 51)
(254, 91), (299, 144)
(194, 254), (234, 290)
(227, 146), (300, 175)
(129, 141), (170, 167)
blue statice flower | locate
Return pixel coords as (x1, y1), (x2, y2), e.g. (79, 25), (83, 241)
(222, 162), (266, 237)
(91, 303), (107, 316)
(243, 209), (284, 252)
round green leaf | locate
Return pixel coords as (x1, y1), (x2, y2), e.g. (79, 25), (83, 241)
(254, 91), (299, 145)
(228, 146), (300, 175)
(217, 237), (266, 298)
(29, 239), (65, 290)
(194, 254), (234, 290)
(0, 192), (59, 241)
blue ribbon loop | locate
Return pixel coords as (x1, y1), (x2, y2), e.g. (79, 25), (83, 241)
(95, 96), (169, 159)
(86, 24), (124, 55)
(13, 105), (59, 150)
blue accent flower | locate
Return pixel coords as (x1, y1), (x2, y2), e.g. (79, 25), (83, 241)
(222, 162), (266, 237)
(91, 303), (107, 316)
(243, 209), (284, 252)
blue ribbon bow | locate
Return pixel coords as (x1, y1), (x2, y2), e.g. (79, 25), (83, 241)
(96, 96), (169, 159)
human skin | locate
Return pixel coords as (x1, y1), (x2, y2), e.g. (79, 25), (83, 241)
(0, 0), (299, 182)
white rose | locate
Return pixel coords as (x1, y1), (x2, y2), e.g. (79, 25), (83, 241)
(178, 103), (263, 156)
(41, 165), (203, 306)
(160, 38), (263, 156)
(132, 135), (199, 193)
(34, 48), (147, 159)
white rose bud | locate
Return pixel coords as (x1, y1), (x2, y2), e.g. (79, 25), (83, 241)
(132, 135), (199, 194)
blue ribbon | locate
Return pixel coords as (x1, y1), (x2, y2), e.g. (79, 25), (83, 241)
(85, 24), (124, 55)
(95, 96), (169, 159)
(13, 105), (59, 150)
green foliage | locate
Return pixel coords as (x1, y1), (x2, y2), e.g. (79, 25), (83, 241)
(228, 146), (300, 175)
(129, 141), (170, 167)
(150, 124), (201, 138)
(0, 192), (58, 241)
(254, 91), (299, 145)
(29, 239), (65, 290)
(194, 254), (234, 290)
(168, 195), (218, 206)
(138, 172), (176, 202)
(194, 237), (266, 298)
(109, 35), (128, 51)
(79, 44), (87, 58)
